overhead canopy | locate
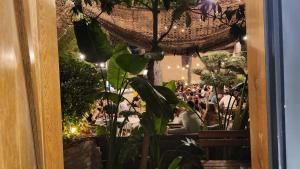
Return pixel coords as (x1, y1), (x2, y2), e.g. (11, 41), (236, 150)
(56, 0), (244, 54)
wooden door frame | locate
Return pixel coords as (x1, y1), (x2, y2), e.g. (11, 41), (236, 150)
(247, 0), (286, 168)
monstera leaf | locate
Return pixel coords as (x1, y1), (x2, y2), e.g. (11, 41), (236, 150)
(73, 19), (113, 63)
(115, 54), (148, 74)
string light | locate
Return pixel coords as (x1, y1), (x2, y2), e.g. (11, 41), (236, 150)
(100, 62), (106, 68)
(70, 126), (77, 134)
(181, 28), (185, 33)
(173, 25), (177, 29)
(167, 66), (171, 69)
(181, 76), (185, 80)
(142, 69), (148, 75)
(182, 67), (185, 70)
(243, 36), (248, 41)
(79, 53), (85, 60)
(176, 65), (180, 69)
(185, 65), (189, 68)
(196, 63), (200, 67)
(185, 82), (188, 86)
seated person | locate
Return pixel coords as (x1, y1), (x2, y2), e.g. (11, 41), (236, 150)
(202, 103), (219, 129)
(219, 89), (236, 110)
(168, 101), (202, 134)
(170, 107), (184, 124)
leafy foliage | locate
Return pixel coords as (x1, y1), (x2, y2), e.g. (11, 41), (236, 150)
(59, 52), (102, 121)
(73, 19), (113, 63)
(194, 51), (246, 88)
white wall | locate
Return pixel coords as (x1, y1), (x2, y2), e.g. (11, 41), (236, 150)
(282, 0), (300, 168)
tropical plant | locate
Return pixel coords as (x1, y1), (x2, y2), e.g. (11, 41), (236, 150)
(58, 28), (103, 132)
(193, 51), (248, 130)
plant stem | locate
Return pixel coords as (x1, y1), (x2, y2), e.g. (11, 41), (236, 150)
(139, 131), (150, 169)
(214, 85), (222, 129)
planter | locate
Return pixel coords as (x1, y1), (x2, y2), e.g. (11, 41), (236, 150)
(64, 138), (102, 169)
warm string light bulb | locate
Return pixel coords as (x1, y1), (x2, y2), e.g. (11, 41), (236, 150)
(70, 126), (77, 134)
(79, 53), (85, 60)
(100, 62), (106, 68)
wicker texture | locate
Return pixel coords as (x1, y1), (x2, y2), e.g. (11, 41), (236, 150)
(83, 0), (243, 54)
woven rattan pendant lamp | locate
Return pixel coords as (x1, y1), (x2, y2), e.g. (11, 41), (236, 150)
(82, 0), (244, 54)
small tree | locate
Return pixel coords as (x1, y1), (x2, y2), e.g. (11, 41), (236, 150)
(58, 28), (102, 137)
(193, 51), (247, 129)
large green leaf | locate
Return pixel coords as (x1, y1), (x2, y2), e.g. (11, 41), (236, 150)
(73, 19), (113, 63)
(107, 55), (128, 90)
(114, 43), (131, 55)
(154, 86), (179, 104)
(98, 92), (125, 103)
(177, 100), (196, 113)
(164, 80), (176, 92)
(168, 156), (182, 169)
(115, 54), (148, 74)
(129, 77), (172, 117)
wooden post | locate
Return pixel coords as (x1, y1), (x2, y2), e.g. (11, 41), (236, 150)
(246, 0), (270, 168)
(0, 0), (64, 169)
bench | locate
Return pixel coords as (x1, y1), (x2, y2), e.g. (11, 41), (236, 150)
(95, 130), (250, 168)
(202, 160), (250, 169)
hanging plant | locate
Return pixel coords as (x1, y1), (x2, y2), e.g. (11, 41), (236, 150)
(73, 19), (113, 63)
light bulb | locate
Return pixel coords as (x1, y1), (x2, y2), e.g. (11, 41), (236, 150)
(79, 53), (85, 60)
(143, 69), (148, 75)
(70, 127), (77, 134)
(100, 62), (106, 68)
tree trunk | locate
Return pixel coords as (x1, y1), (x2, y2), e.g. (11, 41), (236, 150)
(139, 1), (160, 169)
(139, 132), (150, 169)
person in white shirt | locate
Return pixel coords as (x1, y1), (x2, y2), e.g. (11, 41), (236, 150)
(118, 100), (129, 112)
(219, 89), (236, 109)
(168, 101), (202, 134)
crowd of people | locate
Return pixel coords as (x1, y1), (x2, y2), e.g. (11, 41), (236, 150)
(87, 81), (240, 136)
(168, 81), (239, 133)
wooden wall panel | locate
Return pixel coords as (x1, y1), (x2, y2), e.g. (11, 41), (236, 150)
(0, 0), (64, 169)
(0, 0), (37, 168)
(246, 0), (270, 168)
